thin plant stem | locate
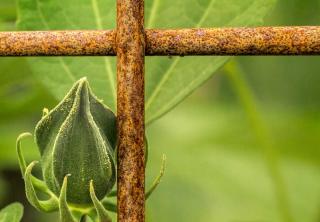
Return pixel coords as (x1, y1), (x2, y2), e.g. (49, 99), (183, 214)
(224, 60), (294, 222)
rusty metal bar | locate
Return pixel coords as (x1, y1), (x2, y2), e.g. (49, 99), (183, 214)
(0, 30), (115, 56)
(147, 27), (320, 55)
(116, 0), (145, 222)
(1, 27), (320, 56)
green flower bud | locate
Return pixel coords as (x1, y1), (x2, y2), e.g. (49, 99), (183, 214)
(35, 78), (116, 205)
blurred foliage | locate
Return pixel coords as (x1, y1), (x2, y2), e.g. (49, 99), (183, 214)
(0, 0), (319, 222)
(146, 102), (320, 222)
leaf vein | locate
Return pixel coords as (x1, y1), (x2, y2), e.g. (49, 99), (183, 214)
(147, 0), (160, 28)
(35, 0), (76, 83)
(91, 0), (116, 105)
(146, 0), (217, 111)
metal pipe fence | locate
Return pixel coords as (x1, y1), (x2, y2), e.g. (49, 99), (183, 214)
(1, 1), (320, 222)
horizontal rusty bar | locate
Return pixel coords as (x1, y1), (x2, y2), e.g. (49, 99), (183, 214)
(0, 27), (320, 56)
(0, 30), (116, 56)
(147, 27), (320, 55)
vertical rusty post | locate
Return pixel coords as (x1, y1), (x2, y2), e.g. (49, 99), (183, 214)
(116, 0), (145, 222)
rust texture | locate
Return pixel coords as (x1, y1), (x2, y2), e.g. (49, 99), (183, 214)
(1, 27), (320, 56)
(116, 0), (145, 222)
(146, 27), (320, 55)
(0, 30), (115, 56)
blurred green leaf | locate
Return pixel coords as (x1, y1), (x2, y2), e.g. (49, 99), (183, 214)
(0, 118), (40, 168)
(17, 0), (276, 123)
(225, 60), (293, 222)
(0, 0), (16, 22)
(0, 202), (23, 222)
(146, 101), (320, 222)
(0, 58), (56, 122)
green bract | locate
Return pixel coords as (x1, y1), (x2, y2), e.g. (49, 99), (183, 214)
(16, 78), (165, 222)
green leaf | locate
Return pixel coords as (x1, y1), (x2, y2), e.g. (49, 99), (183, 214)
(17, 0), (276, 123)
(0, 203), (24, 222)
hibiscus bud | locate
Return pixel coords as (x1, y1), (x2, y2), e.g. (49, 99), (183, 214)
(35, 77), (116, 205)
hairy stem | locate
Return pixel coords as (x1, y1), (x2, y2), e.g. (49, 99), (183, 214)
(224, 60), (294, 222)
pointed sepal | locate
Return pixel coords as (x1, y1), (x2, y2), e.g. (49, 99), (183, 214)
(59, 175), (77, 222)
(24, 161), (59, 212)
(89, 180), (112, 222)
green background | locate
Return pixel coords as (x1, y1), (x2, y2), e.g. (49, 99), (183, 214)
(0, 0), (319, 221)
